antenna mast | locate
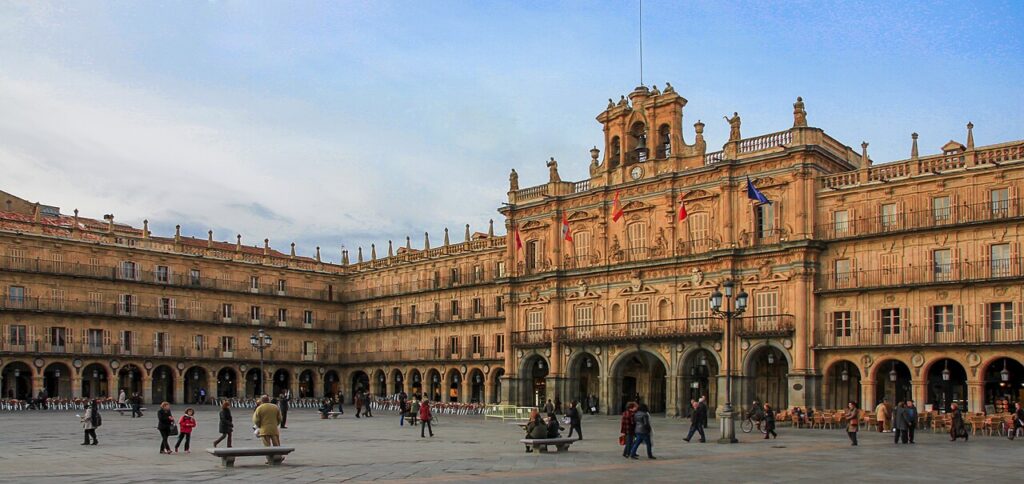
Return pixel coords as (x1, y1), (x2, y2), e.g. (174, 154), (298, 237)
(639, 0), (644, 86)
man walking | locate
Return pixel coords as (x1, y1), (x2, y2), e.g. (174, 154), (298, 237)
(905, 400), (918, 444)
(278, 390), (290, 429)
(252, 395), (284, 464)
(355, 391), (363, 418)
(419, 399), (434, 438)
(131, 392), (143, 418)
(684, 399), (707, 442)
(893, 402), (909, 444)
(843, 401), (860, 446)
(398, 391), (409, 426)
(566, 401), (583, 439)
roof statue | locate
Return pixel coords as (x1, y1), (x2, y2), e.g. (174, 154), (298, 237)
(793, 96), (807, 128)
(725, 112), (741, 141)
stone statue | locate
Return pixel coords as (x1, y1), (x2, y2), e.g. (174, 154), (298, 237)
(618, 95), (627, 107)
(724, 112), (741, 141)
(610, 235), (623, 262)
(663, 82), (675, 94)
(546, 157), (561, 183)
(653, 228), (667, 255)
(509, 169), (519, 191)
(793, 97), (807, 128)
(608, 98), (615, 109)
(650, 84), (660, 96)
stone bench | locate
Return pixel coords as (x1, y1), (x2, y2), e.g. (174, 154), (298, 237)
(115, 407), (146, 415)
(519, 437), (577, 453)
(206, 446), (295, 467)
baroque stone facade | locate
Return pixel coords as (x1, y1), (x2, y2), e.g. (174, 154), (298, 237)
(2, 84), (1022, 416)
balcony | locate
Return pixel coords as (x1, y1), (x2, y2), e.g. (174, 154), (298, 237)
(341, 270), (498, 302)
(0, 340), (322, 363)
(343, 305), (504, 333)
(818, 258), (1023, 292)
(341, 346), (500, 365)
(816, 198), (1023, 240)
(0, 255), (337, 302)
(735, 314), (796, 338)
(554, 318), (721, 344)
(816, 323), (1024, 348)
(510, 329), (551, 348)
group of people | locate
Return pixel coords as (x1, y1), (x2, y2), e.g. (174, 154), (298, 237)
(116, 389), (145, 418)
(394, 391), (435, 437)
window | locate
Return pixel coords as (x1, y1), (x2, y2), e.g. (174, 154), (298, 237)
(121, 331), (134, 352)
(472, 298), (482, 315)
(495, 296), (504, 314)
(120, 261), (138, 280)
(450, 300), (460, 317)
(8, 325), (26, 346)
(755, 203), (775, 238)
(8, 285), (25, 304)
(525, 241), (539, 271)
(278, 308), (288, 323)
(50, 251), (63, 271)
(358, 310), (367, 324)
(119, 294), (135, 315)
(834, 210), (849, 235)
(220, 336), (235, 353)
(89, 292), (103, 311)
(628, 301), (650, 322)
(991, 302), (1014, 330)
(432, 303), (440, 320)
(155, 332), (168, 353)
(574, 231), (591, 265)
(933, 249), (952, 281)
(449, 267), (460, 285)
(303, 310), (313, 325)
(881, 203), (897, 229)
(497, 261), (506, 278)
(754, 291), (779, 317)
(51, 288), (65, 310)
(374, 308), (383, 323)
(392, 307), (401, 324)
(688, 297), (710, 320)
(834, 259), (852, 287)
(449, 336), (460, 355)
(932, 196), (951, 222)
(881, 308), (901, 335)
(409, 305), (418, 324)
(302, 341), (316, 356)
(833, 311), (852, 337)
(159, 297), (174, 318)
(495, 334), (505, 354)
(156, 265), (169, 283)
(277, 279), (287, 293)
(87, 329), (103, 349)
(473, 265), (483, 283)
(194, 334), (205, 351)
(188, 299), (201, 317)
(991, 188), (1010, 217)
(221, 303), (233, 319)
(432, 271), (441, 288)
(250, 276), (260, 291)
(933, 305), (954, 333)
(189, 269), (201, 286)
(991, 244), (1010, 277)
(527, 310), (544, 331)
(689, 213), (709, 246)
(627, 222), (648, 255)
(250, 305), (261, 321)
(471, 335), (481, 354)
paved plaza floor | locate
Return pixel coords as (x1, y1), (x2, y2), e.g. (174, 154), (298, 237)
(0, 405), (1020, 483)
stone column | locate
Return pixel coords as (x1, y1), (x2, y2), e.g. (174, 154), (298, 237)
(912, 380), (927, 410)
(600, 374), (613, 415)
(967, 381), (984, 413)
(173, 373), (185, 404)
(665, 374), (678, 418)
(71, 373), (82, 399)
(142, 376), (153, 405)
(861, 379), (877, 410)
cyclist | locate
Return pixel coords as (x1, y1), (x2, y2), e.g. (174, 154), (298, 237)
(746, 400), (765, 431)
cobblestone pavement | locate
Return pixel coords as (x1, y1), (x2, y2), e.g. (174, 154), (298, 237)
(0, 406), (1019, 483)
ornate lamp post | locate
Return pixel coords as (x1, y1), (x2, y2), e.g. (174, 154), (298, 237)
(709, 280), (748, 444)
(249, 328), (272, 395)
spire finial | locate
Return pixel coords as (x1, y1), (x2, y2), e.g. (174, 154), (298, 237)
(236, 234), (242, 252)
(207, 230), (213, 247)
(371, 243), (377, 260)
(263, 238), (270, 256)
(861, 141), (870, 167)
(424, 232), (430, 250)
(342, 249), (349, 265)
(315, 246), (321, 262)
(444, 227), (450, 246)
(465, 224), (470, 242)
(142, 219), (149, 239)
(406, 236), (412, 250)
(358, 246), (363, 263)
(290, 242), (296, 257)
(911, 132), (919, 159)
(966, 122), (975, 150)
(793, 96), (807, 128)
(488, 219), (494, 237)
(388, 240), (394, 257)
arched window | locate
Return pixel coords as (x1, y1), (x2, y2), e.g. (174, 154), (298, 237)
(610, 137), (621, 168)
(630, 122), (647, 162)
(657, 124), (671, 158)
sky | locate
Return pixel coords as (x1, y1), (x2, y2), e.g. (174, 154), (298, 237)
(1, 0), (1022, 261)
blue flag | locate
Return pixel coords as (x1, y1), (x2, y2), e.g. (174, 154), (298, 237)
(746, 176), (771, 204)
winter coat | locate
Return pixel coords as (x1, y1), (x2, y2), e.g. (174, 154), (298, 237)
(893, 407), (909, 431)
(81, 408), (95, 430)
(874, 403), (888, 424)
(620, 409), (636, 435)
(566, 407), (580, 425)
(252, 402), (282, 437)
(418, 401), (432, 422)
(905, 406), (918, 428)
(546, 417), (562, 438)
(157, 408), (173, 431)
(219, 408), (233, 434)
(844, 408), (860, 432)
(633, 410), (652, 435)
(764, 410), (776, 431)
(526, 418), (547, 439)
(950, 409), (966, 437)
(692, 403), (708, 426)
(178, 414), (197, 434)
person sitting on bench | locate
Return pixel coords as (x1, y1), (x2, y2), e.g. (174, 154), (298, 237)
(546, 412), (564, 438)
(524, 409), (546, 452)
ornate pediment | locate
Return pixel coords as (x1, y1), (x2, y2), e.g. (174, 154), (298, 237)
(941, 140), (966, 153)
(618, 273), (657, 296)
(566, 280), (600, 300)
(622, 200), (650, 212)
(677, 268), (717, 289)
(567, 210), (596, 222)
(521, 220), (547, 232)
(681, 189), (715, 201)
(519, 285), (550, 305)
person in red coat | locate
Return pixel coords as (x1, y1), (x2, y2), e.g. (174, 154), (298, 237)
(174, 408), (197, 453)
(419, 399), (434, 438)
(620, 402), (638, 458)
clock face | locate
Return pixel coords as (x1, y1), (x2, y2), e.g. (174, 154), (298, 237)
(630, 166), (643, 180)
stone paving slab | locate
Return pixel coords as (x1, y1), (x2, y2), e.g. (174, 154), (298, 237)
(0, 406), (1020, 483)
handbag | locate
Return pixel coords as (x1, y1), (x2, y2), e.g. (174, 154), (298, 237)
(168, 423), (179, 436)
(618, 434), (626, 445)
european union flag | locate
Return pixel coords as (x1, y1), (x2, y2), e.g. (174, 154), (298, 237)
(746, 176), (772, 205)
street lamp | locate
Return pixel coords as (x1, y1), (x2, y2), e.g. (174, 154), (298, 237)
(709, 279), (748, 444)
(249, 328), (272, 395)
(1000, 360), (1010, 382)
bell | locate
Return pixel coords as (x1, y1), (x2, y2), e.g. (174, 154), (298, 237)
(635, 135), (649, 159)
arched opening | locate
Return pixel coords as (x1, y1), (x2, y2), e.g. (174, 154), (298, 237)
(927, 358), (968, 412)
(446, 369), (462, 402)
(657, 124), (671, 158)
(825, 360), (861, 409)
(747, 346), (789, 411)
(217, 367), (237, 398)
(151, 365), (174, 404)
(408, 369), (423, 399)
(43, 362), (72, 398)
(521, 355), (549, 407)
(612, 351), (667, 414)
(491, 368), (505, 404)
(569, 353), (600, 407)
(391, 369), (404, 395)
(298, 370), (316, 398)
(469, 369), (485, 403)
(81, 363), (109, 399)
(184, 367), (209, 403)
(983, 357), (1024, 411)
(374, 370), (387, 397)
(245, 368), (263, 398)
(272, 369), (291, 397)
(629, 121), (647, 163)
(323, 370), (340, 398)
(609, 136), (621, 169)
(875, 359), (912, 407)
(350, 371), (369, 402)
(426, 369), (442, 402)
(1, 361), (33, 400)
(117, 364), (143, 399)
(682, 349), (719, 417)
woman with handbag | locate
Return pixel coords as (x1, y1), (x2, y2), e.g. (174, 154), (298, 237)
(157, 401), (175, 454)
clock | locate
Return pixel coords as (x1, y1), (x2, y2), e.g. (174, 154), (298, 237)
(630, 166), (643, 180)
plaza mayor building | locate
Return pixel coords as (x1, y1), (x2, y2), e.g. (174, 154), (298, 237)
(2, 83), (1022, 417)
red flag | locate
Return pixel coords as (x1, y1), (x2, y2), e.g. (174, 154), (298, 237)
(678, 199), (688, 222)
(514, 227), (523, 250)
(561, 213), (573, 242)
(611, 191), (625, 222)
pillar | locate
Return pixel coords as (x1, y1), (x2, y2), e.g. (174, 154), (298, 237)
(912, 380), (927, 410)
(861, 379), (877, 410)
(71, 373), (82, 399)
(173, 373), (185, 404)
(32, 375), (43, 399)
(600, 374), (613, 415)
(967, 381), (984, 413)
(142, 376), (153, 405)
(665, 374), (679, 418)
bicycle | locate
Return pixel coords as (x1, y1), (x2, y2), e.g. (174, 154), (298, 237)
(741, 414), (766, 434)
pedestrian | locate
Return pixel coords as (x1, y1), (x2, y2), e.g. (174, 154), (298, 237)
(684, 399), (707, 442)
(80, 400), (100, 445)
(355, 391), (363, 418)
(566, 401), (583, 439)
(905, 400), (918, 444)
(893, 402), (908, 444)
(554, 397), (562, 415)
(213, 400), (233, 448)
(620, 401), (637, 458)
(698, 395), (709, 428)
(874, 398), (889, 432)
(409, 398), (420, 426)
(174, 408), (197, 453)
(544, 399), (554, 415)
(949, 402), (968, 442)
(131, 392), (143, 418)
(763, 403), (777, 439)
(336, 391), (345, 415)
(1009, 402), (1024, 440)
(843, 401), (859, 446)
(399, 391), (409, 427)
(279, 390), (290, 428)
(199, 388), (207, 405)
(117, 389), (127, 408)
(157, 402), (174, 454)
(524, 409), (546, 452)
(365, 391), (374, 417)
(545, 412), (564, 437)
(253, 395), (284, 463)
(629, 403), (656, 459)
(419, 399), (434, 438)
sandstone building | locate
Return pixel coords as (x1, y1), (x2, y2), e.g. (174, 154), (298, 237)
(2, 84), (1022, 417)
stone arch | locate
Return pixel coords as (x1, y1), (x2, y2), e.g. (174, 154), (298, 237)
(872, 358), (913, 406)
(216, 366), (238, 398)
(117, 364), (144, 399)
(425, 368), (442, 402)
(407, 368), (424, 397)
(520, 354), (550, 407)
(823, 359), (862, 409)
(742, 343), (791, 412)
(924, 357), (968, 412)
(566, 351), (602, 407)
(183, 366), (210, 403)
(151, 364), (175, 404)
(468, 368), (485, 403)
(609, 347), (669, 414)
(298, 369), (316, 398)
(490, 367), (505, 404)
(979, 355), (1024, 410)
(42, 361), (72, 399)
(391, 368), (405, 394)
(372, 369), (387, 397)
(323, 370), (341, 397)
(81, 363), (110, 399)
(678, 347), (720, 417)
(1, 360), (34, 400)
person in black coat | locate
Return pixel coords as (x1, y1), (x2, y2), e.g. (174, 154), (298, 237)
(684, 399), (707, 442)
(545, 412), (563, 438)
(566, 401), (583, 439)
(949, 403), (968, 442)
(763, 403), (777, 439)
(893, 402), (909, 444)
(156, 402), (174, 454)
(131, 392), (143, 418)
(278, 390), (290, 428)
(213, 400), (233, 448)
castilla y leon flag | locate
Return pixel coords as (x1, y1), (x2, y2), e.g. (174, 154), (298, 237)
(678, 198), (688, 221)
(561, 213), (573, 242)
(514, 226), (523, 250)
(611, 191), (625, 222)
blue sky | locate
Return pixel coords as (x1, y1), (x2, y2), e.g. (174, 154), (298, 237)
(1, 0), (1022, 260)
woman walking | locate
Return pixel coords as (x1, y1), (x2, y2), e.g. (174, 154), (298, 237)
(566, 401), (583, 439)
(949, 403), (968, 442)
(419, 399), (434, 438)
(628, 403), (656, 459)
(80, 400), (100, 445)
(620, 402), (637, 458)
(174, 408), (197, 453)
(157, 402), (174, 454)
(763, 403), (778, 439)
(843, 401), (859, 446)
(213, 400), (233, 448)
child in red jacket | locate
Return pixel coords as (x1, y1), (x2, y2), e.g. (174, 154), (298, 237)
(175, 408), (197, 453)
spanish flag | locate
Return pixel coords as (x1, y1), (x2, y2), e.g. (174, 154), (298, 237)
(678, 199), (688, 222)
(561, 213), (573, 242)
(611, 191), (625, 222)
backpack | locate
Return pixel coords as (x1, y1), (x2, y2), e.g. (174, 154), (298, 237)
(94, 412), (102, 428)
